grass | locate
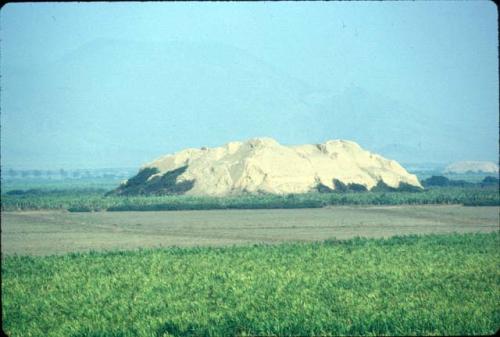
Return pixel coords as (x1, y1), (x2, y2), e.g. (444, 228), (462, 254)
(1, 186), (499, 212)
(2, 232), (499, 336)
(2, 173), (498, 212)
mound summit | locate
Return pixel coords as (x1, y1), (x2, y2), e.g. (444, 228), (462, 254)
(111, 138), (422, 196)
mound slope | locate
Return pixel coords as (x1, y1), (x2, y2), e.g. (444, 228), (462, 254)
(113, 138), (422, 196)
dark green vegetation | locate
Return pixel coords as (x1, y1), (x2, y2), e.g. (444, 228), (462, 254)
(369, 180), (423, 193)
(422, 175), (499, 188)
(1, 174), (498, 212)
(112, 167), (426, 197)
(319, 179), (425, 193)
(107, 166), (195, 196)
(317, 179), (368, 193)
(1, 188), (112, 212)
(2, 186), (498, 212)
(2, 232), (499, 336)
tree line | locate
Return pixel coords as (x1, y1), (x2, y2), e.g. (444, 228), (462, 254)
(2, 169), (130, 179)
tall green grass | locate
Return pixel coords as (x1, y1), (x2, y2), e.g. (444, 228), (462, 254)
(2, 232), (499, 336)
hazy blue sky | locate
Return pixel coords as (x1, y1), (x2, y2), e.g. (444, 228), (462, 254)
(1, 1), (498, 169)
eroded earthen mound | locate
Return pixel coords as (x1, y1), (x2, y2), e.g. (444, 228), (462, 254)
(112, 138), (422, 196)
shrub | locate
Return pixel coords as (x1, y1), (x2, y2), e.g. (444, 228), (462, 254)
(124, 167), (159, 187)
(422, 176), (450, 187)
(107, 166), (194, 196)
(332, 179), (348, 192)
(347, 183), (368, 192)
(5, 189), (28, 196)
(316, 183), (334, 193)
(144, 166), (195, 195)
(422, 175), (475, 188)
(397, 182), (423, 192)
(67, 206), (94, 212)
(371, 180), (397, 192)
(481, 176), (499, 186)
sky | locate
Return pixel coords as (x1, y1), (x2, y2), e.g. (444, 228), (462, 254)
(1, 1), (498, 170)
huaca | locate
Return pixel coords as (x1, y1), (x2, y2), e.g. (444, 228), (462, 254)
(111, 137), (422, 196)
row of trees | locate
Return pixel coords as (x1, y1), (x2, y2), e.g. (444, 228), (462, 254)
(422, 175), (499, 188)
(3, 169), (125, 179)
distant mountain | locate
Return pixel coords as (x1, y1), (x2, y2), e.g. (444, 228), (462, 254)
(1, 39), (315, 168)
(308, 86), (477, 164)
(1, 38), (496, 168)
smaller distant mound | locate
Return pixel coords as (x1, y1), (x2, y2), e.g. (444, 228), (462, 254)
(444, 161), (499, 174)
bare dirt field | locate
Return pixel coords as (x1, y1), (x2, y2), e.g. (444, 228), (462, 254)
(2, 205), (498, 256)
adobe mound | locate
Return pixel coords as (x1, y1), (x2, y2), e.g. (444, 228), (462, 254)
(111, 138), (422, 196)
(444, 161), (499, 174)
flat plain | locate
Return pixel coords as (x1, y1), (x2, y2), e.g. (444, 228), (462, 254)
(2, 205), (498, 256)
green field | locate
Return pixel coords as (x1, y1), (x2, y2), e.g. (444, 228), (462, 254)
(2, 174), (498, 212)
(1, 186), (499, 212)
(2, 178), (499, 336)
(2, 232), (499, 336)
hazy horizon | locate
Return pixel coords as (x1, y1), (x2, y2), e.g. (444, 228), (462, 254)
(1, 1), (498, 170)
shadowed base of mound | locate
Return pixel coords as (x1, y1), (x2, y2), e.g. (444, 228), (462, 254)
(317, 179), (423, 193)
(106, 166), (195, 196)
(107, 166), (423, 197)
